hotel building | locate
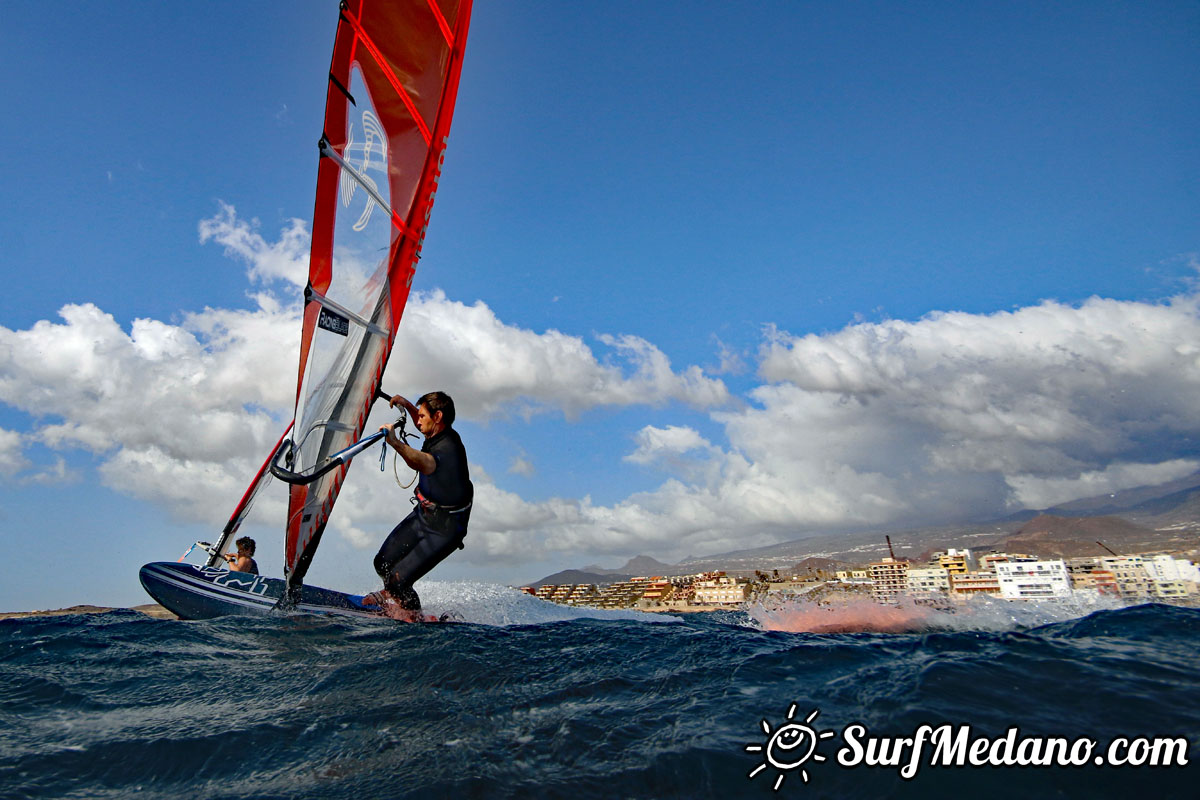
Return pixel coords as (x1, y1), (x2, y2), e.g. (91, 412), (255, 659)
(949, 572), (1001, 597)
(907, 567), (951, 600)
(995, 559), (1073, 600)
(869, 558), (909, 604)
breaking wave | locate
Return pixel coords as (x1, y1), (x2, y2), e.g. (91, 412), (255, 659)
(744, 592), (1128, 633)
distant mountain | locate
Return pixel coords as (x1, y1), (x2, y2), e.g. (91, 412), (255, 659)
(525, 569), (626, 589)
(1045, 472), (1200, 516)
(576, 555), (677, 576)
(995, 514), (1162, 559)
(1121, 485), (1200, 525)
(620, 555), (677, 575)
(528, 555), (679, 588)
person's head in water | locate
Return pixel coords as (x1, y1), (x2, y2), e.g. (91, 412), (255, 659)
(415, 391), (454, 436)
(235, 536), (256, 557)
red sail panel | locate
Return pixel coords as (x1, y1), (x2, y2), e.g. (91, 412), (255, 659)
(283, 0), (471, 589)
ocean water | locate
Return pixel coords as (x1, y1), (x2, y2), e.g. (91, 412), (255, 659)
(1, 585), (1197, 799)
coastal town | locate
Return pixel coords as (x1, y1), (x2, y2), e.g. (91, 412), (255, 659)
(521, 546), (1200, 612)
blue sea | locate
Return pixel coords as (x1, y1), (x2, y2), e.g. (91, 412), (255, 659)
(1, 585), (1197, 799)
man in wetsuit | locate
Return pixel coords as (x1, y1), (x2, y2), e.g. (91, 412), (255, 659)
(369, 391), (472, 616)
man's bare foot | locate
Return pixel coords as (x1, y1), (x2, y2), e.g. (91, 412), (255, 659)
(362, 590), (394, 608)
(362, 590), (426, 622)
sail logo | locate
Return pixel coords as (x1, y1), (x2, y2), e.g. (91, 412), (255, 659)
(744, 708), (1191, 790)
(342, 109), (387, 232)
(746, 705), (836, 791)
(317, 307), (350, 337)
(202, 567), (269, 596)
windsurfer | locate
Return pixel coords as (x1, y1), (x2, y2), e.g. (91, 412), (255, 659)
(224, 536), (259, 575)
(368, 391), (472, 617)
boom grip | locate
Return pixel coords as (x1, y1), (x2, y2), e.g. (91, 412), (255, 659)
(268, 429), (389, 486)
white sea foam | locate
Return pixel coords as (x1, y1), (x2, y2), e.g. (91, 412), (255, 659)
(373, 580), (683, 627)
(931, 592), (1128, 631)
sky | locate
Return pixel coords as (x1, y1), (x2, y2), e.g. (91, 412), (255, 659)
(1, 0), (1198, 610)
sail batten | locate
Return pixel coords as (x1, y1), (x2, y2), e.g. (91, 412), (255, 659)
(318, 136), (413, 239)
(338, 4), (434, 146)
(424, 0), (455, 47)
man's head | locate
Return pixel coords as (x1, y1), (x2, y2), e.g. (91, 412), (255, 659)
(415, 391), (455, 436)
(235, 536), (256, 556)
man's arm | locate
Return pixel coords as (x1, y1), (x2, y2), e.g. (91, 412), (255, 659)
(389, 394), (420, 420)
(226, 553), (252, 573)
(380, 423), (436, 475)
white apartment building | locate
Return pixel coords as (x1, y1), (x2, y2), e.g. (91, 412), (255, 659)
(995, 560), (1073, 600)
(907, 567), (951, 599)
(835, 569), (871, 583)
(1141, 555), (1200, 599)
(978, 552), (1037, 571)
(692, 576), (747, 605)
(1143, 554), (1200, 583)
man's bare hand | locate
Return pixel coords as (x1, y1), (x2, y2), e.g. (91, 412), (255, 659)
(389, 394), (419, 419)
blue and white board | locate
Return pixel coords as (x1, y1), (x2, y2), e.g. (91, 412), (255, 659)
(139, 562), (401, 621)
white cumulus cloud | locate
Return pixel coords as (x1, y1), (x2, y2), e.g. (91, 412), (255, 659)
(727, 295), (1200, 523)
(450, 287), (1200, 567)
(626, 425), (713, 465)
(1006, 459), (1200, 511)
(0, 428), (30, 477)
(198, 202), (310, 289)
(385, 293), (730, 420)
(508, 456), (535, 477)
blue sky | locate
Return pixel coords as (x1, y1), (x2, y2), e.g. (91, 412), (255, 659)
(2, 1), (1198, 610)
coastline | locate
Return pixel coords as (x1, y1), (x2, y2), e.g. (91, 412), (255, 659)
(641, 604), (729, 613)
(0, 604), (177, 621)
(0, 603), (723, 620)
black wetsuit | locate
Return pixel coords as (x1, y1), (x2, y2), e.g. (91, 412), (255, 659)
(373, 427), (472, 610)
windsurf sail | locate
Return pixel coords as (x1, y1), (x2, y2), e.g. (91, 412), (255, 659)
(222, 0), (472, 600)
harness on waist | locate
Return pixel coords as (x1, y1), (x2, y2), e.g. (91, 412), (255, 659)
(414, 487), (472, 514)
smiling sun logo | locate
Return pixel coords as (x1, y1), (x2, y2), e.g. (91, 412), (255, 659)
(746, 705), (837, 791)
